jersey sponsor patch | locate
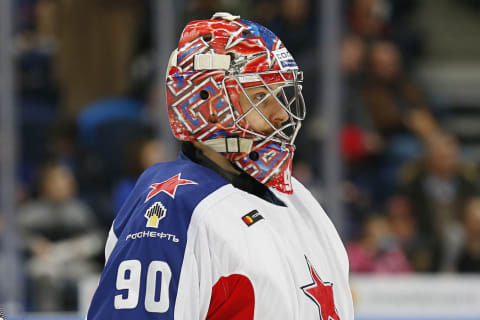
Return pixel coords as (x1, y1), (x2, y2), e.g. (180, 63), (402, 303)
(145, 201), (167, 228)
(125, 230), (179, 243)
(272, 48), (297, 71)
(145, 173), (198, 202)
(242, 209), (264, 227)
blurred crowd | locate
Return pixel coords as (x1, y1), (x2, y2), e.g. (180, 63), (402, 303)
(4, 0), (480, 312)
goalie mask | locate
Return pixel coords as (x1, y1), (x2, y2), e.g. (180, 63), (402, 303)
(166, 12), (306, 194)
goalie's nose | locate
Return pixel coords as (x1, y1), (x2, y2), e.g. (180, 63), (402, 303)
(271, 103), (289, 129)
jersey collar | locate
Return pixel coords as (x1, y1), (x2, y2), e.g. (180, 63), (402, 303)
(180, 142), (286, 207)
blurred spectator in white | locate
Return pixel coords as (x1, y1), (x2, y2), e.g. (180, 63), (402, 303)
(112, 136), (166, 213)
(19, 162), (103, 311)
(456, 197), (480, 272)
(346, 214), (412, 273)
(400, 133), (479, 271)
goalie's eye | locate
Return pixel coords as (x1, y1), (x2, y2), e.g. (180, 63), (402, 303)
(276, 92), (286, 103)
(254, 93), (266, 102)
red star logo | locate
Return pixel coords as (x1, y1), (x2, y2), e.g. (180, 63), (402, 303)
(145, 173), (197, 202)
(301, 257), (340, 320)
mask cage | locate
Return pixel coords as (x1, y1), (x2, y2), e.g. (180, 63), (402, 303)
(222, 70), (306, 149)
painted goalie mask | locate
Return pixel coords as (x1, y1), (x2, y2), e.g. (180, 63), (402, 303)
(166, 12), (306, 194)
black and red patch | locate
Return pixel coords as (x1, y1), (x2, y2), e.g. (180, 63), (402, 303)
(242, 209), (264, 227)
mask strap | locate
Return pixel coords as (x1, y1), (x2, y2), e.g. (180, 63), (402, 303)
(201, 137), (253, 153)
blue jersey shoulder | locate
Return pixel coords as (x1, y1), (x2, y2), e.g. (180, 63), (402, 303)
(87, 154), (229, 320)
(113, 153), (229, 237)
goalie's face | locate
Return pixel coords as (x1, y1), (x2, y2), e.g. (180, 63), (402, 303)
(232, 74), (305, 147)
(240, 84), (289, 135)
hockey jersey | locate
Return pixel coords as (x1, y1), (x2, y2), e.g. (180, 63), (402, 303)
(87, 153), (354, 319)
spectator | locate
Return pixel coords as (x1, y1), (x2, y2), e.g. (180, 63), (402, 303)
(388, 0), (424, 68)
(112, 136), (166, 213)
(364, 40), (437, 143)
(342, 34), (368, 78)
(344, 40), (438, 207)
(340, 34), (380, 234)
(347, 0), (391, 40)
(400, 133), (479, 271)
(19, 162), (104, 311)
(341, 34), (374, 164)
(347, 0), (424, 67)
(346, 214), (412, 273)
(387, 195), (433, 272)
(265, 0), (315, 54)
(46, 120), (79, 172)
(456, 197), (480, 272)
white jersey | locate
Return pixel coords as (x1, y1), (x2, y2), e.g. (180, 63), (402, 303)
(87, 153), (354, 319)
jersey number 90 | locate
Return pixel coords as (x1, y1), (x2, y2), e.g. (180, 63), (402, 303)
(114, 259), (172, 313)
